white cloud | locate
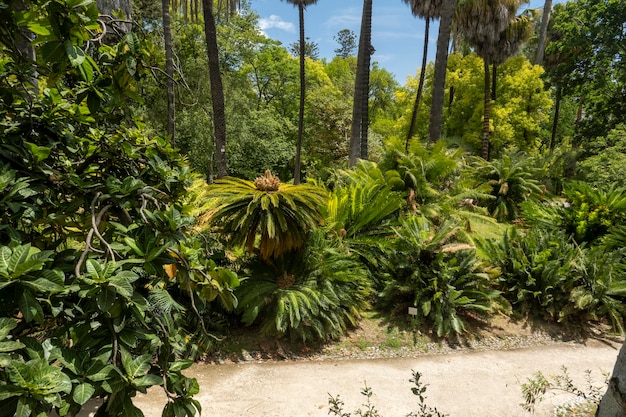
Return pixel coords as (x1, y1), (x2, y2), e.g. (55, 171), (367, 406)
(326, 8), (361, 28)
(258, 15), (296, 34)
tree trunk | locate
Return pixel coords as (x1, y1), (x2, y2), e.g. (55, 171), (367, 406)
(293, 3), (306, 184)
(406, 16), (430, 153)
(491, 63), (497, 101)
(349, 0), (373, 166)
(549, 85), (561, 152)
(359, 0), (373, 161)
(202, 0), (228, 178)
(13, 0), (38, 100)
(481, 58), (491, 160)
(535, 0), (552, 66)
(162, 0), (176, 147)
(428, 0), (455, 143)
(596, 339), (626, 417)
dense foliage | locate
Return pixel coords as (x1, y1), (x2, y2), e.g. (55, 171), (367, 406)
(2, 0), (626, 414)
(0, 1), (239, 416)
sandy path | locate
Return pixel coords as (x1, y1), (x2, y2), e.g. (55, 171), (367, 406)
(129, 338), (622, 417)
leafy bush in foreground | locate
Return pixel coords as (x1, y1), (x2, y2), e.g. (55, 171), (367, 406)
(0, 2), (239, 415)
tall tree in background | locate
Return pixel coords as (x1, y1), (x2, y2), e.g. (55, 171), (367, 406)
(455, 0), (525, 160)
(489, 12), (533, 101)
(289, 36), (320, 59)
(427, 0), (455, 144)
(202, 0), (228, 177)
(349, 0), (373, 165)
(217, 0), (241, 20)
(534, 0), (552, 65)
(162, 0), (176, 146)
(282, 0), (318, 184)
(334, 28), (357, 58)
(403, 0), (442, 151)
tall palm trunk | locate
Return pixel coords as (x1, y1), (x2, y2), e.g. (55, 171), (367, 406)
(293, 3), (306, 184)
(428, 0), (455, 143)
(481, 58), (491, 160)
(349, 0), (373, 166)
(202, 0), (228, 177)
(535, 0), (552, 65)
(162, 0), (176, 146)
(406, 17), (430, 152)
(359, 0), (373, 160)
(491, 63), (497, 101)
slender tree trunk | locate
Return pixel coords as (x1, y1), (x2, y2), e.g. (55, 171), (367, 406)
(491, 63), (497, 101)
(481, 58), (491, 160)
(293, 4), (306, 184)
(549, 85), (561, 152)
(162, 0), (176, 146)
(535, 0), (552, 66)
(596, 339), (626, 417)
(428, 0), (456, 143)
(14, 0), (38, 101)
(202, 0), (228, 177)
(349, 0), (373, 166)
(406, 16), (430, 153)
(359, 0), (373, 161)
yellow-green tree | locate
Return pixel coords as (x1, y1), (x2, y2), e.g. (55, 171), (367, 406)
(444, 53), (551, 156)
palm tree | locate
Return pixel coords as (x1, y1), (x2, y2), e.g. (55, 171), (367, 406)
(455, 0), (527, 160)
(282, 0), (318, 184)
(202, 0), (228, 177)
(349, 0), (373, 166)
(490, 12), (533, 101)
(403, 0), (443, 151)
(427, 0), (456, 143)
(200, 170), (327, 260)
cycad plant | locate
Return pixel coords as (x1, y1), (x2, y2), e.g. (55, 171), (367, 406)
(379, 215), (503, 337)
(478, 226), (626, 330)
(472, 152), (544, 222)
(236, 231), (371, 341)
(200, 170), (327, 260)
(325, 160), (405, 239)
(522, 181), (626, 245)
(324, 161), (405, 288)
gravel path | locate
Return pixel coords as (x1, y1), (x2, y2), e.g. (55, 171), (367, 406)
(129, 337), (622, 417)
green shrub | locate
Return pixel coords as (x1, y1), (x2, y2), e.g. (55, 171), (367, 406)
(379, 216), (503, 337)
(479, 228), (626, 330)
(236, 232), (371, 341)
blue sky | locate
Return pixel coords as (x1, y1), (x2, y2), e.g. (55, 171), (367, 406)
(249, 0), (554, 83)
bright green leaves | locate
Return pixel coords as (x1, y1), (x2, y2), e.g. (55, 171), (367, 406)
(77, 260), (138, 317)
(203, 176), (327, 261)
(1, 359), (72, 414)
(64, 40), (85, 67)
(0, 244), (64, 323)
(72, 382), (95, 405)
(0, 318), (24, 355)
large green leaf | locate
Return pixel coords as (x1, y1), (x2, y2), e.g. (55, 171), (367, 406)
(72, 382), (95, 405)
(121, 350), (151, 379)
(18, 291), (43, 323)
